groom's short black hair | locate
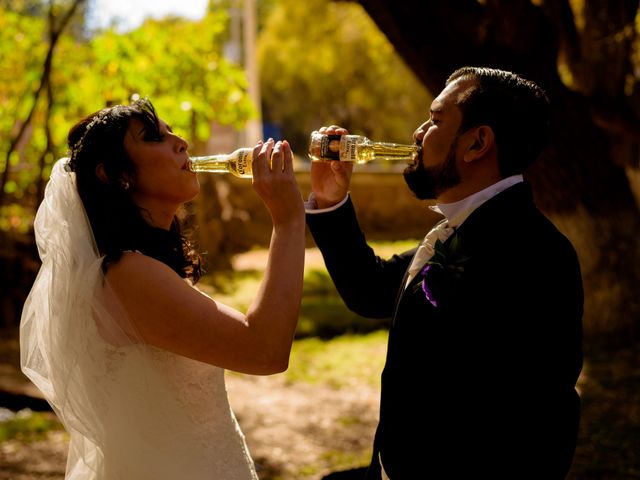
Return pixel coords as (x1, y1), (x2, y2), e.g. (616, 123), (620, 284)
(446, 67), (550, 177)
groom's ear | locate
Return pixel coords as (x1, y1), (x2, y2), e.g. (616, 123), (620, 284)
(463, 125), (494, 163)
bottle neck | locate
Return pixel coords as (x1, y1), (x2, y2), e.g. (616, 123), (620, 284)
(369, 141), (420, 161)
(188, 154), (231, 173)
(188, 148), (253, 178)
(345, 136), (419, 163)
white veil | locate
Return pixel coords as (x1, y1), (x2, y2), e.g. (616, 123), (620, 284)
(20, 158), (258, 479)
(20, 158), (131, 475)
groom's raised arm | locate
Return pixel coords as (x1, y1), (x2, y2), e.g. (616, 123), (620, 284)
(306, 194), (413, 318)
(306, 125), (412, 319)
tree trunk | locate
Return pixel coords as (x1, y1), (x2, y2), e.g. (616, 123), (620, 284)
(355, 0), (640, 338)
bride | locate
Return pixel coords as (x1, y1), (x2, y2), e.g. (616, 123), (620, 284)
(20, 98), (305, 479)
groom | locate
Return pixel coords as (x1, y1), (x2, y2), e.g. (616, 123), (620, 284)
(306, 67), (584, 479)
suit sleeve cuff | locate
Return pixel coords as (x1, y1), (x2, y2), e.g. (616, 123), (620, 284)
(304, 192), (350, 214)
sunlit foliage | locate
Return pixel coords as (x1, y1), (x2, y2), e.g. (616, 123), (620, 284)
(0, 3), (254, 230)
(257, 0), (432, 149)
(84, 11), (256, 137)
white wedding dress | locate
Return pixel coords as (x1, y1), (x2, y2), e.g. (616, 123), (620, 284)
(21, 159), (258, 479)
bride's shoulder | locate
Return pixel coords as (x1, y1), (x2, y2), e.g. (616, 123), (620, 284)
(109, 250), (169, 269)
(105, 252), (186, 288)
(103, 252), (203, 323)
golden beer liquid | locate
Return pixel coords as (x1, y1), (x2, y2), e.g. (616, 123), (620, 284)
(355, 142), (420, 164)
(188, 148), (253, 178)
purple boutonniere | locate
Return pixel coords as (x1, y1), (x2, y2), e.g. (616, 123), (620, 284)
(416, 236), (469, 307)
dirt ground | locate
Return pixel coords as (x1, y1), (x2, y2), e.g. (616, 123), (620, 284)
(2, 376), (379, 480)
(2, 333), (640, 479)
(0, 326), (379, 480)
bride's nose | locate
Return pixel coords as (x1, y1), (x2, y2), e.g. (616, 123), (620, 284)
(174, 135), (188, 153)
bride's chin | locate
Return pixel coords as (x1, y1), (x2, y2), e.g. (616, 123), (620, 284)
(190, 184), (201, 200)
(189, 177), (200, 195)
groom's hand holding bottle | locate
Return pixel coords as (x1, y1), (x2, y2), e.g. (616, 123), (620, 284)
(310, 125), (353, 209)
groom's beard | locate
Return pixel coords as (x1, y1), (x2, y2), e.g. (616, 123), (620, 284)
(403, 138), (461, 200)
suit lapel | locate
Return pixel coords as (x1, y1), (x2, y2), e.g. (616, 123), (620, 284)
(390, 182), (535, 325)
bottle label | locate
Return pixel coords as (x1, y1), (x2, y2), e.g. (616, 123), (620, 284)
(236, 150), (251, 176)
(339, 135), (359, 162)
(318, 134), (341, 160)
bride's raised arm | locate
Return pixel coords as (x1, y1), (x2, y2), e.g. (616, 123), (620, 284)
(107, 139), (305, 375)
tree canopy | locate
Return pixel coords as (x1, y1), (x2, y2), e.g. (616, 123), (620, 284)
(0, 1), (255, 226)
(258, 0), (431, 150)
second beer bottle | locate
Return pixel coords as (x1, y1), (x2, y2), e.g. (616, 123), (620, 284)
(307, 131), (420, 164)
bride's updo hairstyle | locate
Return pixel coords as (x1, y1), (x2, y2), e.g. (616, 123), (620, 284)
(66, 98), (201, 282)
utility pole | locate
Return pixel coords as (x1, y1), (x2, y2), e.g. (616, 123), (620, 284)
(242, 0), (263, 145)
(212, 0), (262, 153)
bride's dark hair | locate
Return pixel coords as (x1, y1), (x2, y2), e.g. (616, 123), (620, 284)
(67, 98), (202, 282)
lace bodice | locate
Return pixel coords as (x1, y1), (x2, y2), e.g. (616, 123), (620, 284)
(68, 343), (258, 480)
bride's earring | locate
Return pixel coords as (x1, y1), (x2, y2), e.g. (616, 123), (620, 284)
(119, 179), (130, 191)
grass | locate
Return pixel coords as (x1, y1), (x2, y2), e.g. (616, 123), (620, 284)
(0, 409), (63, 442)
(201, 239), (419, 339)
(297, 269), (390, 339)
(285, 331), (387, 388)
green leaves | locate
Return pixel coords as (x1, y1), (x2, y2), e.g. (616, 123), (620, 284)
(77, 11), (255, 139)
(0, 5), (255, 229)
(257, 0), (432, 149)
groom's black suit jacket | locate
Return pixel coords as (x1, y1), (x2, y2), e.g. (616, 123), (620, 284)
(307, 182), (583, 479)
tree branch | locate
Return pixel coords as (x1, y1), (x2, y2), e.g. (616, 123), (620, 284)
(357, 0), (485, 92)
(0, 0), (85, 207)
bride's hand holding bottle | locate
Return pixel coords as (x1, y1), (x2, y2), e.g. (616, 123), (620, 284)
(251, 138), (304, 227)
